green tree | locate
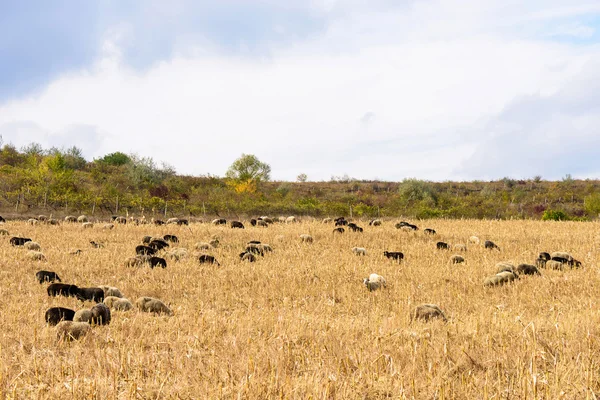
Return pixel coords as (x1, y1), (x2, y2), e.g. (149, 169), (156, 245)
(584, 193), (600, 217)
(297, 173), (308, 182)
(96, 152), (132, 166)
(225, 154), (271, 183)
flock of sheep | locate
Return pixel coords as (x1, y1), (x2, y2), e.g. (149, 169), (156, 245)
(3, 212), (584, 340)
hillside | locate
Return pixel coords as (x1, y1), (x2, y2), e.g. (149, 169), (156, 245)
(1, 144), (599, 220)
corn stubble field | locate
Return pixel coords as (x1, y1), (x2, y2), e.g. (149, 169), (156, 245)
(1, 218), (600, 399)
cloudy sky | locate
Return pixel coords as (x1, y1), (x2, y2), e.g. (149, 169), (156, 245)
(1, 1), (600, 181)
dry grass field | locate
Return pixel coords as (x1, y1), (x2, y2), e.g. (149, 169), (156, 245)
(1, 218), (600, 399)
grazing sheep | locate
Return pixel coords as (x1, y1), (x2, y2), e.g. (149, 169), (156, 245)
(300, 234), (313, 243)
(153, 219), (165, 225)
(348, 224), (364, 232)
(231, 221), (245, 229)
(56, 321), (91, 341)
(103, 296), (120, 308)
(136, 297), (173, 316)
(114, 216), (127, 224)
(10, 237), (32, 246)
(163, 234), (179, 243)
(82, 222), (94, 229)
(166, 248), (187, 261)
(411, 304), (447, 322)
(545, 260), (565, 270)
(538, 252), (551, 261)
(90, 241), (104, 248)
(516, 264), (541, 275)
(250, 218), (257, 226)
(0, 229), (8, 235)
(198, 255), (220, 266)
(469, 236), (480, 244)
(496, 262), (515, 274)
(102, 223), (114, 230)
(335, 219), (348, 227)
(37, 215), (48, 221)
(113, 298), (133, 311)
(245, 244), (265, 256)
(195, 242), (211, 250)
(90, 303), (111, 325)
(27, 218), (39, 225)
(177, 219), (189, 226)
(148, 256), (167, 268)
(76, 287), (105, 303)
(46, 218), (60, 225)
(27, 251), (46, 261)
(436, 242), (450, 250)
(322, 218), (332, 224)
(550, 252), (582, 268)
(384, 251), (404, 262)
(286, 216), (297, 223)
(166, 218), (180, 225)
(484, 240), (500, 250)
(239, 252), (256, 262)
(454, 244), (467, 252)
(149, 238), (170, 251)
(352, 247), (367, 256)
(450, 255), (465, 264)
(212, 218), (227, 225)
(25, 241), (41, 251)
(99, 286), (123, 298)
(535, 257), (547, 268)
(45, 307), (75, 326)
(209, 238), (220, 248)
(47, 283), (79, 298)
(73, 309), (92, 323)
(142, 236), (153, 244)
(259, 216), (274, 224)
(136, 245), (156, 256)
(36, 270), (61, 284)
(125, 255), (151, 267)
(369, 219), (382, 226)
(278, 216), (287, 223)
(333, 227), (345, 234)
(484, 271), (518, 287)
(64, 215), (77, 223)
(77, 215), (88, 223)
(364, 273), (387, 292)
(424, 228), (436, 235)
(256, 220), (268, 227)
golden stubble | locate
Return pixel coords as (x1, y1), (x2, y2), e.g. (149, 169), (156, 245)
(0, 218), (599, 399)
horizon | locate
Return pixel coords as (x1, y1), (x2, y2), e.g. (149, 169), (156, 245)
(2, 1), (600, 181)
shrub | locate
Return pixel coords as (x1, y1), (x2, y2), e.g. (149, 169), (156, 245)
(542, 210), (568, 221)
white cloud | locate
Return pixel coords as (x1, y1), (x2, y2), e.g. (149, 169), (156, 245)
(1, 0), (599, 181)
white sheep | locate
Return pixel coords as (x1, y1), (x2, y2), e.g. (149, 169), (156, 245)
(73, 309), (92, 323)
(352, 247), (367, 256)
(25, 241), (41, 251)
(166, 218), (179, 225)
(285, 216), (297, 223)
(103, 223), (114, 229)
(364, 273), (386, 291)
(100, 286), (123, 298)
(56, 321), (91, 341)
(300, 234), (313, 243)
(195, 242), (211, 250)
(468, 236), (480, 244)
(454, 244), (467, 252)
(77, 215), (88, 223)
(82, 222), (94, 229)
(27, 218), (39, 225)
(322, 218), (332, 224)
(27, 251), (46, 261)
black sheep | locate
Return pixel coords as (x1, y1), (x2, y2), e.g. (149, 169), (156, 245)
(177, 219), (189, 226)
(484, 240), (500, 250)
(149, 256), (167, 268)
(250, 219), (257, 226)
(36, 270), (61, 284)
(424, 228), (436, 235)
(163, 234), (179, 243)
(198, 255), (220, 265)
(539, 252), (551, 261)
(333, 227), (345, 234)
(76, 287), (105, 303)
(239, 252), (256, 262)
(335, 219), (348, 226)
(245, 245), (264, 256)
(90, 303), (111, 325)
(436, 242), (450, 250)
(47, 283), (79, 298)
(136, 245), (157, 255)
(149, 239), (169, 251)
(231, 221), (245, 229)
(516, 264), (541, 275)
(142, 235), (153, 244)
(154, 219), (165, 225)
(384, 251), (404, 261)
(45, 307), (75, 326)
(10, 237), (32, 246)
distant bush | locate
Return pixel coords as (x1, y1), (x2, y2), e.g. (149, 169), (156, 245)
(542, 210), (568, 221)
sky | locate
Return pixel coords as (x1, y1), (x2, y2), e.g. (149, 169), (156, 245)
(1, 0), (600, 182)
